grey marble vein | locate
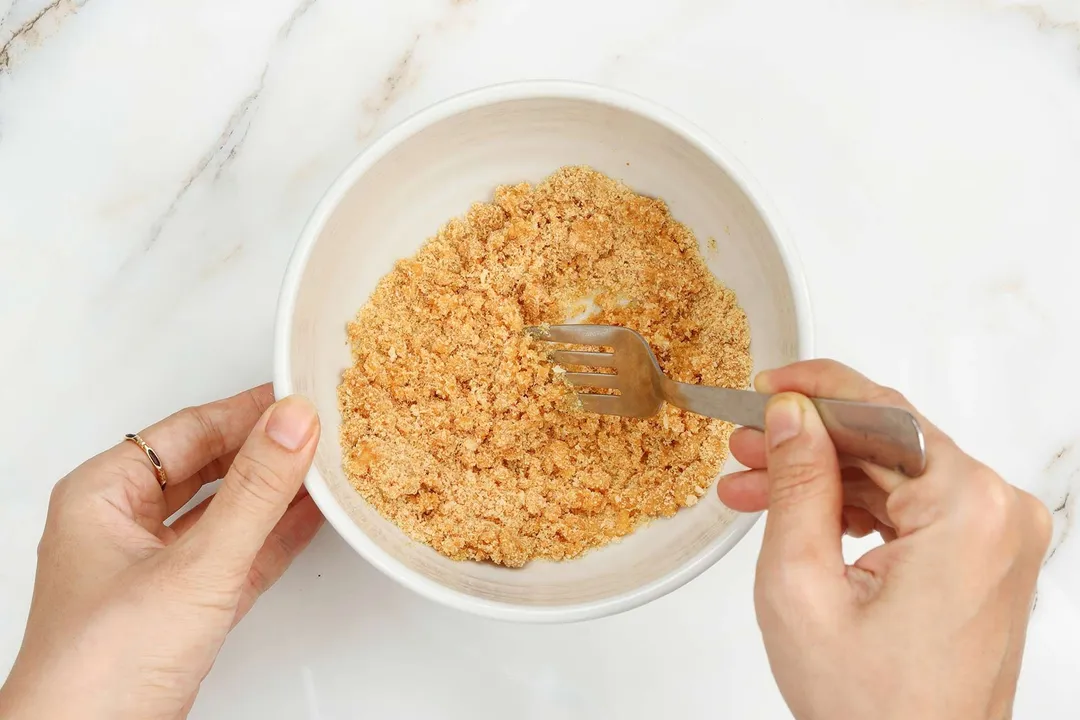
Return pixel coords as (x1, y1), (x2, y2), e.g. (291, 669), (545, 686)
(279, 0), (319, 40)
(357, 36), (420, 141)
(0, 0), (86, 72)
(0, 1), (14, 38)
(353, 0), (480, 140)
(137, 0), (337, 253)
(143, 66), (268, 250)
(138, 0), (471, 258)
(1039, 443), (1079, 566)
(1046, 488), (1075, 564)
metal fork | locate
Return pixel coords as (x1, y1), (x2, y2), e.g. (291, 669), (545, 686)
(526, 324), (927, 477)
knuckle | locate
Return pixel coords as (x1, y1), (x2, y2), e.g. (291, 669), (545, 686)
(45, 473), (92, 523)
(884, 480), (933, 526)
(956, 471), (1024, 549)
(195, 456), (231, 486)
(230, 452), (289, 505)
(869, 385), (908, 408)
(48, 475), (74, 508)
(970, 476), (1012, 528)
(815, 358), (855, 376)
(245, 386), (275, 415)
(808, 359), (869, 390)
(1023, 493), (1054, 551)
(268, 527), (299, 561)
(769, 461), (828, 506)
(245, 561), (274, 598)
(182, 405), (229, 459)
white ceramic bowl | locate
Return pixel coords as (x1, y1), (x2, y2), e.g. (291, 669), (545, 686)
(274, 81), (812, 622)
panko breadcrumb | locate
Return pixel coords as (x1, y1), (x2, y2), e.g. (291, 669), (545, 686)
(338, 166), (751, 567)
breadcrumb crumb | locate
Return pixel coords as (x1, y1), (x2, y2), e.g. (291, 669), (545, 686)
(338, 166), (751, 567)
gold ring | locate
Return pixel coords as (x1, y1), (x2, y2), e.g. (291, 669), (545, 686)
(124, 433), (168, 490)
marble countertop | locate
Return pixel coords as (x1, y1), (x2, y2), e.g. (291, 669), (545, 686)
(3, 0), (1080, 717)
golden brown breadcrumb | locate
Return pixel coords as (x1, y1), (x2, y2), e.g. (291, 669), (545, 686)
(338, 166), (751, 567)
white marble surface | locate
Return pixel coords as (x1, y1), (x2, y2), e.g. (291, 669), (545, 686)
(3, 0), (1080, 717)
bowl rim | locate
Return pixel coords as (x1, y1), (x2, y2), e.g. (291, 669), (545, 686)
(273, 80), (814, 623)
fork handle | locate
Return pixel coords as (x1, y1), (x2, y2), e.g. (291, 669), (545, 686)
(662, 382), (927, 477)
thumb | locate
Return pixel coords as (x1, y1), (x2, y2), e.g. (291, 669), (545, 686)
(760, 393), (843, 572)
(188, 395), (320, 577)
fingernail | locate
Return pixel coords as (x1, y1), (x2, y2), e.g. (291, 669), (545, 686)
(753, 371), (775, 394)
(766, 395), (803, 449)
(265, 395), (318, 451)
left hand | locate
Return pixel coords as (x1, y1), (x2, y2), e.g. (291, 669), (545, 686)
(0, 385), (324, 720)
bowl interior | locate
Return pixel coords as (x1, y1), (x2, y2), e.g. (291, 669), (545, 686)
(285, 93), (803, 612)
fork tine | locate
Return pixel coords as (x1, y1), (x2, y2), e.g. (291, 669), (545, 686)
(549, 350), (616, 368)
(562, 372), (620, 390)
(525, 324), (622, 346)
(575, 393), (628, 416)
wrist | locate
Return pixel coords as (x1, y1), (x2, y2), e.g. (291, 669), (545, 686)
(0, 659), (111, 720)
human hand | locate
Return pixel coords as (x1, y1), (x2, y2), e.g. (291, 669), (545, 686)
(717, 361), (1050, 720)
(0, 385), (323, 720)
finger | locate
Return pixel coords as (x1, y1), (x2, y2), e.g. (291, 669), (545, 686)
(717, 469), (769, 511)
(842, 506), (879, 538)
(841, 468), (894, 527)
(718, 466), (895, 521)
(730, 427), (766, 469)
(732, 424), (909, 503)
(164, 445), (261, 512)
(185, 395), (320, 578)
(167, 484), (311, 540)
(89, 385), (276, 525)
(233, 495), (324, 624)
(160, 475), (208, 522)
(849, 459), (907, 495)
(754, 360), (951, 454)
(137, 384), (275, 485)
(759, 393), (844, 572)
(755, 360), (906, 408)
(163, 494), (214, 541)
(157, 447), (246, 519)
(187, 448), (241, 491)
(163, 450), (253, 523)
(127, 450), (245, 539)
(745, 367), (938, 494)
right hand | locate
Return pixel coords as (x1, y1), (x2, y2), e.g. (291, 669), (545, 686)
(716, 360), (1051, 720)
